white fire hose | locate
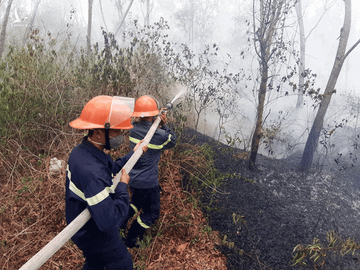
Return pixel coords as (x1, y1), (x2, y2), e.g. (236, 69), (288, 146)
(19, 114), (165, 270)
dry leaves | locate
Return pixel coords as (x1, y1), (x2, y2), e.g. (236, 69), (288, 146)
(0, 140), (227, 269)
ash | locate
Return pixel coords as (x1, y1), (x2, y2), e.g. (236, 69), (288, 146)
(182, 129), (360, 270)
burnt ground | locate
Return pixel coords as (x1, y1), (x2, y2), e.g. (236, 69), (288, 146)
(182, 128), (360, 270)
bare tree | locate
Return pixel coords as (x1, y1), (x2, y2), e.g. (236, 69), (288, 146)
(248, 0), (295, 169)
(114, 0), (134, 37)
(145, 0), (150, 26)
(174, 0), (217, 52)
(295, 0), (305, 107)
(23, 0), (41, 45)
(295, 0), (335, 108)
(300, 0), (360, 169)
(0, 0), (13, 58)
(99, 0), (109, 32)
(87, 0), (93, 53)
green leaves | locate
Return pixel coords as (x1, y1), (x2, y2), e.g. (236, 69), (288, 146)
(292, 231), (360, 266)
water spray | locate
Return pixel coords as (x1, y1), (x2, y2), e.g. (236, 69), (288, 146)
(160, 88), (186, 114)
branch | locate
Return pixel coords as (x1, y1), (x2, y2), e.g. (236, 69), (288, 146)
(343, 38), (360, 60)
(114, 0), (134, 37)
(305, 1), (335, 41)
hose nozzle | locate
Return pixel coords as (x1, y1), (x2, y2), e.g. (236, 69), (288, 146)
(166, 103), (173, 111)
(160, 103), (173, 114)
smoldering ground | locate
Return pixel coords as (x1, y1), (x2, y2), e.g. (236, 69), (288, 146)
(182, 128), (360, 270)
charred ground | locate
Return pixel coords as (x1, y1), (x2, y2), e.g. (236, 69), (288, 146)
(182, 128), (360, 270)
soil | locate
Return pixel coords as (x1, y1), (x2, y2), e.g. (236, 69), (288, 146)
(182, 128), (360, 270)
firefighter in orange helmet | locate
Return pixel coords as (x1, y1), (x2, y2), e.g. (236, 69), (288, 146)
(65, 95), (147, 270)
(122, 95), (177, 248)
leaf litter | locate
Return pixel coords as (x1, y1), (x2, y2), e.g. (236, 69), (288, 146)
(0, 133), (227, 270)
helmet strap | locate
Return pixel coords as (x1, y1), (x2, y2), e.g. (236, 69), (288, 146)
(104, 122), (111, 150)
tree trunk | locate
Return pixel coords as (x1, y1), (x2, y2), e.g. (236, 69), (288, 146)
(295, 0), (305, 108)
(87, 0), (93, 53)
(145, 0), (150, 26)
(249, 65), (268, 169)
(300, 0), (351, 169)
(248, 0), (285, 170)
(99, 0), (108, 32)
(114, 0), (134, 37)
(23, 0), (41, 45)
(0, 0), (13, 58)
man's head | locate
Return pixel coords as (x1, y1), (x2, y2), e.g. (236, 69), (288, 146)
(70, 95), (133, 150)
(132, 95), (160, 119)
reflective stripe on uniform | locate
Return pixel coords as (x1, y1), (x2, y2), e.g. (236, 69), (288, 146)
(137, 215), (150, 229)
(67, 165), (115, 206)
(130, 203), (139, 215)
(130, 134), (172, 150)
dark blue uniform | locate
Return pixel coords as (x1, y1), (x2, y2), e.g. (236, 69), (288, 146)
(65, 137), (133, 270)
(124, 120), (176, 247)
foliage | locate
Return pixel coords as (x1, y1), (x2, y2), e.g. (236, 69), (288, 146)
(0, 20), (177, 152)
(0, 40), (78, 143)
(120, 18), (177, 101)
(175, 43), (247, 133)
(248, 0), (299, 169)
(292, 231), (360, 267)
(175, 141), (229, 198)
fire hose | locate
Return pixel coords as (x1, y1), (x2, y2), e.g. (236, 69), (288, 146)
(19, 103), (173, 270)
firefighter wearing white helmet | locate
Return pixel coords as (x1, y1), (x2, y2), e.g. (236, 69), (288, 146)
(65, 95), (147, 269)
(121, 95), (177, 248)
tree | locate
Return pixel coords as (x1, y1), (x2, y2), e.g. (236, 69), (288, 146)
(300, 0), (360, 169)
(144, 0), (150, 26)
(213, 71), (244, 142)
(87, 0), (93, 53)
(178, 44), (219, 132)
(114, 0), (134, 37)
(294, 0), (336, 108)
(99, 0), (109, 32)
(248, 0), (295, 170)
(294, 0), (305, 107)
(23, 0), (41, 45)
(174, 0), (218, 52)
(0, 0), (13, 58)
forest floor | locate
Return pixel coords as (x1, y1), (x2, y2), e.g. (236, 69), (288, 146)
(184, 128), (360, 270)
(0, 130), (228, 270)
(3, 127), (360, 269)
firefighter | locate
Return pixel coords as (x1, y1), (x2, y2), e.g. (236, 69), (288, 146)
(65, 95), (147, 270)
(123, 95), (177, 248)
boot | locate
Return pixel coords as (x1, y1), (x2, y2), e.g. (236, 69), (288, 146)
(120, 205), (135, 230)
(125, 220), (146, 248)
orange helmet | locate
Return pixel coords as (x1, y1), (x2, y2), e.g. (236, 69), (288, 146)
(69, 95), (133, 130)
(132, 95), (160, 117)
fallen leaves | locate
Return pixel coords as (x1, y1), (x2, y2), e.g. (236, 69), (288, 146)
(0, 140), (227, 269)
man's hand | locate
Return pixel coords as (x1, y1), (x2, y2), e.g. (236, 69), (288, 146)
(120, 168), (130, 185)
(133, 139), (148, 154)
(160, 111), (167, 126)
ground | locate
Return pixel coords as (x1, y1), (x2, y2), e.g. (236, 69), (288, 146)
(3, 128), (360, 269)
(1, 131), (227, 270)
(184, 128), (360, 269)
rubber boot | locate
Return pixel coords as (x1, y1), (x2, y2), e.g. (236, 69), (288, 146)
(125, 220), (146, 248)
